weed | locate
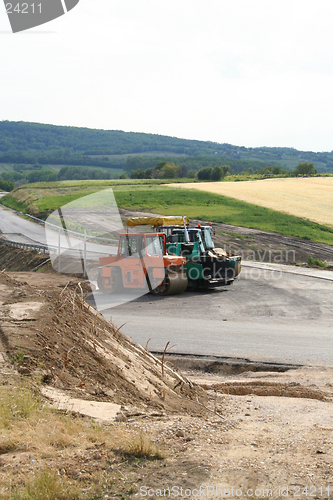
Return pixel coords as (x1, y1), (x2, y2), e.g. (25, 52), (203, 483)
(9, 350), (25, 364)
(120, 430), (164, 460)
(0, 382), (41, 427)
(307, 256), (327, 268)
(5, 469), (81, 500)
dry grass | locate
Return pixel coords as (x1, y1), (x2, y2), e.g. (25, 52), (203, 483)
(119, 430), (165, 460)
(169, 177), (333, 228)
(1, 469), (81, 500)
(0, 382), (101, 455)
(0, 382), (164, 499)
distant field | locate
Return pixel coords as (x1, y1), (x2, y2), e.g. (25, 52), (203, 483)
(88, 152), (188, 159)
(169, 177), (333, 228)
(0, 163), (14, 173)
(2, 179), (333, 245)
(48, 164), (124, 177)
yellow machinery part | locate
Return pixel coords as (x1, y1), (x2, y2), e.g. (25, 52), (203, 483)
(126, 216), (189, 228)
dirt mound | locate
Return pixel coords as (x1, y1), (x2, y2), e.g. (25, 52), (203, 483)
(0, 272), (205, 414)
(0, 240), (53, 272)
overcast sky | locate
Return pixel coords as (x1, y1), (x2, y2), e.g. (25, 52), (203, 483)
(1, 1), (333, 152)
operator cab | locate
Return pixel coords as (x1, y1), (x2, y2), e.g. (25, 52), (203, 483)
(201, 227), (215, 251)
(158, 225), (215, 254)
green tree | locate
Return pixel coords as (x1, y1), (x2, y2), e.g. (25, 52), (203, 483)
(294, 162), (317, 176)
(188, 169), (197, 179)
(130, 168), (146, 179)
(27, 170), (58, 183)
(0, 179), (15, 191)
(155, 162), (181, 179)
(210, 166), (224, 181)
(197, 167), (213, 180)
(272, 166), (284, 175)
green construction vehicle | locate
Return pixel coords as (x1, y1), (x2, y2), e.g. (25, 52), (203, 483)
(126, 216), (241, 290)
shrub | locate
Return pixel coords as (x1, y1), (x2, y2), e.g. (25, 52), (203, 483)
(307, 255), (327, 268)
(0, 179), (15, 191)
(197, 167), (213, 180)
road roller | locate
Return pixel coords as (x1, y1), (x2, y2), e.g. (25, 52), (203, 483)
(126, 216), (241, 289)
(97, 231), (187, 296)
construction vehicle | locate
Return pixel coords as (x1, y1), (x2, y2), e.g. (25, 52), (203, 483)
(97, 230), (188, 295)
(126, 216), (241, 289)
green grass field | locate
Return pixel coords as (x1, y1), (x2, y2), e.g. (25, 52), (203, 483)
(0, 163), (14, 173)
(1, 181), (333, 245)
(47, 164), (125, 176)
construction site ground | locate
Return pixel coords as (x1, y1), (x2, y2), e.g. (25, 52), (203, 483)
(0, 270), (333, 499)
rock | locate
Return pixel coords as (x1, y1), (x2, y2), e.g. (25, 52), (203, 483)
(115, 413), (127, 422)
(18, 366), (31, 375)
(34, 369), (53, 383)
(176, 430), (185, 438)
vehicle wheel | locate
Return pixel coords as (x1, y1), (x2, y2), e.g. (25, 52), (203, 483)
(151, 276), (171, 296)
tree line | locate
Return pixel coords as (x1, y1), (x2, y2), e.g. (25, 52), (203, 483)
(0, 161), (320, 191)
(130, 161), (318, 180)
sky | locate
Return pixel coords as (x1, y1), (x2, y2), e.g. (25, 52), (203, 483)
(1, 0), (333, 152)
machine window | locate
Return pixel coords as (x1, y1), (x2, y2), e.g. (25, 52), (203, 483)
(145, 236), (163, 257)
(119, 236), (139, 256)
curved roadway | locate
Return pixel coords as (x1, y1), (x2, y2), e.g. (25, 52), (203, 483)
(1, 202), (333, 366)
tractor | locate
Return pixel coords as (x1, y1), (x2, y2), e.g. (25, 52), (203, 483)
(97, 231), (187, 296)
(126, 216), (241, 289)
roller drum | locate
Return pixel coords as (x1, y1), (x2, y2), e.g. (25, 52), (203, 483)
(152, 272), (188, 296)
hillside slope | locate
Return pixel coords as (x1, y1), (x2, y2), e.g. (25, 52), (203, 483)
(1, 120), (332, 173)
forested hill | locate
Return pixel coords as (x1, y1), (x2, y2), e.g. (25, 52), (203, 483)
(0, 120), (333, 173)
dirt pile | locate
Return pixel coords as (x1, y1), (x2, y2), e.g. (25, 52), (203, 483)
(0, 271), (205, 414)
(0, 240), (52, 272)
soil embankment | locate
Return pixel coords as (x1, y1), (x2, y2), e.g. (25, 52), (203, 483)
(0, 270), (333, 498)
(0, 271), (202, 413)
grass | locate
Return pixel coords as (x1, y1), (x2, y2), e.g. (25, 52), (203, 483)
(0, 381), (164, 499)
(120, 430), (164, 460)
(307, 256), (327, 268)
(175, 177), (333, 228)
(3, 469), (80, 500)
(9, 349), (25, 364)
(112, 187), (333, 245)
(2, 181), (333, 245)
(47, 164), (125, 176)
(0, 381), (41, 430)
(0, 164), (14, 174)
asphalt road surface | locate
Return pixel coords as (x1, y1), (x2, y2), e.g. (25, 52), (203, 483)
(0, 202), (115, 261)
(1, 203), (333, 366)
(96, 266), (333, 367)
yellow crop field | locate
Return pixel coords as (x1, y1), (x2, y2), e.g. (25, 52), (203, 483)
(169, 177), (333, 228)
